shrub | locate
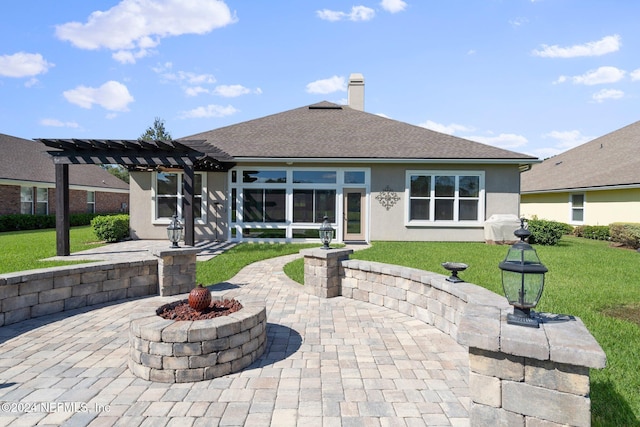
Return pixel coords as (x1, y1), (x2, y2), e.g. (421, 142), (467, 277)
(0, 213), (112, 233)
(573, 225), (610, 241)
(91, 214), (130, 243)
(609, 223), (640, 249)
(526, 218), (565, 246)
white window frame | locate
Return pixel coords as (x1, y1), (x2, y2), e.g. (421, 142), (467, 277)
(228, 166), (370, 241)
(152, 171), (207, 224)
(569, 193), (585, 224)
(405, 170), (485, 227)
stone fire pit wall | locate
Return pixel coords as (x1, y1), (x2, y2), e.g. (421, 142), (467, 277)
(301, 248), (607, 427)
(128, 295), (267, 383)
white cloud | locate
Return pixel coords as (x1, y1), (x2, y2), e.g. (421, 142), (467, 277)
(63, 80), (134, 111)
(213, 84), (251, 97)
(185, 86), (210, 97)
(592, 88), (624, 103)
(317, 6), (375, 22)
(534, 129), (593, 158)
(555, 66), (625, 85)
(380, 0), (407, 13)
(55, 0), (237, 64)
(630, 68), (640, 81)
(509, 17), (528, 28)
(39, 118), (80, 128)
(418, 120), (473, 135)
(306, 76), (347, 94)
(179, 104), (238, 118)
(153, 62), (217, 95)
(467, 133), (528, 150)
(532, 34), (621, 58)
(0, 52), (54, 78)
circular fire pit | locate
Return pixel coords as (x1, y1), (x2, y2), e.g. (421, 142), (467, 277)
(128, 294), (267, 383)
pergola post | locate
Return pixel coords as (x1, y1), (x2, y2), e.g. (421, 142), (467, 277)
(55, 163), (70, 256)
(183, 164), (195, 246)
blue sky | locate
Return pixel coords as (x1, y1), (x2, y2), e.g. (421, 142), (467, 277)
(1, 0), (639, 159)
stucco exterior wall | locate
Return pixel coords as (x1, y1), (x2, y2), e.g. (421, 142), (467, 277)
(520, 193), (569, 223)
(369, 163), (521, 241)
(521, 188), (640, 225)
(129, 171), (228, 241)
(130, 163), (522, 243)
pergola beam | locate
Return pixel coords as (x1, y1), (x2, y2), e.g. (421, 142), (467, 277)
(38, 138), (234, 253)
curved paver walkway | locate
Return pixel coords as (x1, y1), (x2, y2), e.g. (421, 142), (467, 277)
(0, 254), (469, 427)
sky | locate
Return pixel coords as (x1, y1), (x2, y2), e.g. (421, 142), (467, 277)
(2, 0), (640, 160)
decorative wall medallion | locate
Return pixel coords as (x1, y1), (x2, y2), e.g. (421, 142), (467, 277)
(376, 185), (400, 210)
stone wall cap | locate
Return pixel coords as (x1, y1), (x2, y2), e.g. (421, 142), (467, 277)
(300, 248), (354, 259)
(152, 247), (200, 257)
(542, 314), (607, 368)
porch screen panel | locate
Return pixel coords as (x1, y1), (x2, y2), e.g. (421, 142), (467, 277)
(264, 189), (286, 222)
(243, 189), (286, 222)
(315, 190), (336, 223)
(293, 190), (314, 222)
(243, 189), (263, 222)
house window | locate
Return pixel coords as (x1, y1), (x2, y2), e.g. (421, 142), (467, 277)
(406, 171), (484, 224)
(87, 191), (95, 214)
(20, 187), (33, 214)
(36, 188), (48, 215)
(154, 171), (206, 221)
(570, 194), (585, 223)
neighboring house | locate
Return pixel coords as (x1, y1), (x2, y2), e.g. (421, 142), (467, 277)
(521, 120), (640, 226)
(0, 133), (129, 216)
(127, 74), (538, 243)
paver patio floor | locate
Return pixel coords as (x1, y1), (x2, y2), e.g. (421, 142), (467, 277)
(0, 252), (470, 426)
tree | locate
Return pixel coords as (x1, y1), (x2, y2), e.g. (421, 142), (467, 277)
(101, 164), (129, 183)
(140, 117), (172, 142)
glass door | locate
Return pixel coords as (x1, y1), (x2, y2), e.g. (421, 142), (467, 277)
(343, 188), (366, 241)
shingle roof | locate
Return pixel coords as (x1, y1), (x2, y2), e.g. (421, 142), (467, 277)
(182, 102), (537, 162)
(521, 120), (640, 192)
(0, 133), (129, 190)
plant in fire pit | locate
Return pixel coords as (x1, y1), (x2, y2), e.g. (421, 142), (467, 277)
(188, 284), (211, 311)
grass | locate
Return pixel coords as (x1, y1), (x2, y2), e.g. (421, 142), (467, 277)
(195, 243), (321, 286)
(0, 226), (104, 274)
(286, 237), (640, 426)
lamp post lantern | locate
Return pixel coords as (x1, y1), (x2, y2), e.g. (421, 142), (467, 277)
(499, 218), (548, 328)
(167, 214), (184, 248)
(319, 216), (334, 250)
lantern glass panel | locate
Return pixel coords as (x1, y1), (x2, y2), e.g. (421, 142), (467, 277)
(502, 270), (544, 308)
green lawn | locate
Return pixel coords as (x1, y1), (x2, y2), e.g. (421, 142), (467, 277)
(285, 237), (640, 426)
(195, 242), (321, 286)
(0, 226), (104, 274)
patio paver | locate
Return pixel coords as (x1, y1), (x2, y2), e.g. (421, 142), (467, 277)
(0, 248), (470, 426)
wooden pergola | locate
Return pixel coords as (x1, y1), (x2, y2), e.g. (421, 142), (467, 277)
(37, 138), (234, 256)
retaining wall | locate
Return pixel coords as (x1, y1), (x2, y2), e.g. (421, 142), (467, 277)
(0, 247), (198, 326)
(301, 247), (607, 427)
(0, 260), (158, 326)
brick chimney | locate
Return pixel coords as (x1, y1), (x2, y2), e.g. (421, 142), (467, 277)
(348, 73), (365, 111)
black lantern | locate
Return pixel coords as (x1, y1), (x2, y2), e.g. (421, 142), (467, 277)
(499, 218), (548, 328)
(167, 214), (183, 248)
(319, 216), (334, 249)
